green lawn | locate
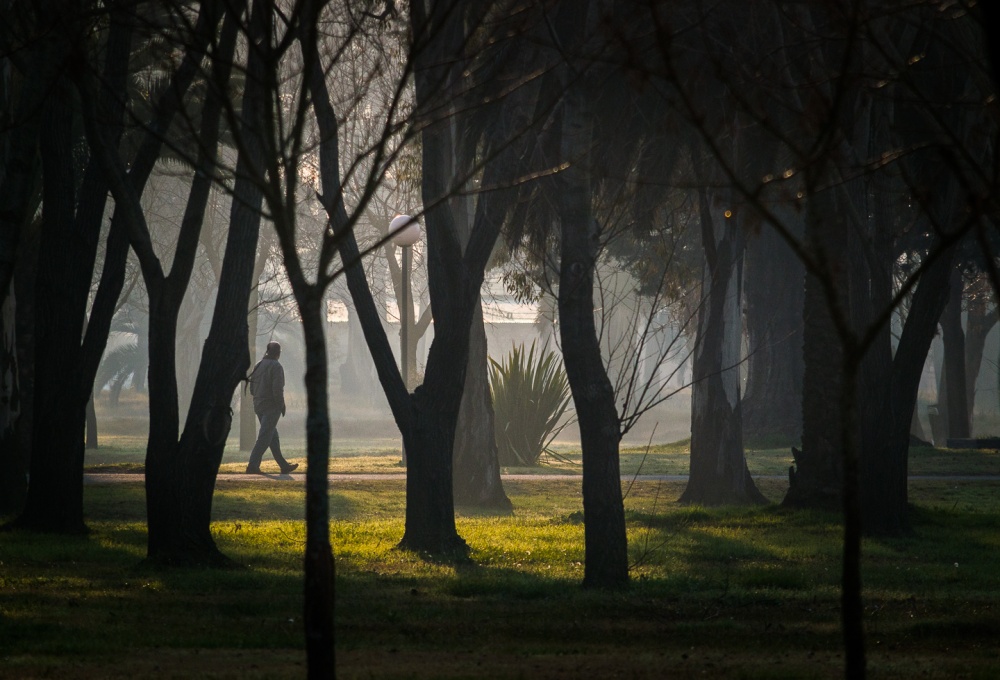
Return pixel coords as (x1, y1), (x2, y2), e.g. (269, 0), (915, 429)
(2, 475), (999, 678)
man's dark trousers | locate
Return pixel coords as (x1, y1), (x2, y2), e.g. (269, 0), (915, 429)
(247, 409), (292, 472)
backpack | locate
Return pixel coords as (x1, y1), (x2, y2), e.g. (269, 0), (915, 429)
(248, 361), (262, 396)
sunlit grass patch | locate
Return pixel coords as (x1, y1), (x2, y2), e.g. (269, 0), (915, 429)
(4, 475), (1000, 678)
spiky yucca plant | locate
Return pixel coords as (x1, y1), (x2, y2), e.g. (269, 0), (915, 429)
(489, 341), (572, 466)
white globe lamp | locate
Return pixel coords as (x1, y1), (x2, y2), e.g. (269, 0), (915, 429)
(389, 214), (421, 247)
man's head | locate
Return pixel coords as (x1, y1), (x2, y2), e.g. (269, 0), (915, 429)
(265, 341), (281, 359)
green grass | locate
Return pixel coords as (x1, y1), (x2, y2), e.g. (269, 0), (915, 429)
(2, 476), (1000, 678)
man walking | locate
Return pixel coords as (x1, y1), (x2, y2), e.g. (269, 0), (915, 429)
(246, 341), (298, 474)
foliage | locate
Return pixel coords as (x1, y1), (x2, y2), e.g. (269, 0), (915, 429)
(489, 341), (572, 466)
(94, 342), (142, 405)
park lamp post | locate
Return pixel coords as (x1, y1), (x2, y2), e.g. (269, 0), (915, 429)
(389, 214), (421, 465)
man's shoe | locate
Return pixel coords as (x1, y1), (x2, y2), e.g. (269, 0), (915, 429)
(245, 467), (262, 474)
(280, 463), (299, 474)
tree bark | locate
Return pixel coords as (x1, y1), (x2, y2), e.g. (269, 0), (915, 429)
(963, 289), (994, 421)
(453, 301), (511, 510)
(141, 5), (246, 566)
(18, 75), (91, 534)
(299, 294), (335, 678)
(554, 30), (629, 586)
(0, 223), (38, 516)
(681, 188), (765, 506)
(448, 92), (509, 511)
(15, 1), (213, 533)
(783, 186), (847, 511)
(0, 286), (24, 514)
(240, 289), (260, 451)
(861, 244), (957, 536)
(85, 395), (98, 450)
(742, 207), (804, 443)
(940, 268), (970, 440)
(240, 235), (273, 451)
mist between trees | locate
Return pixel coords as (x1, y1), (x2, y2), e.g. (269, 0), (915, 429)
(1, 1), (998, 678)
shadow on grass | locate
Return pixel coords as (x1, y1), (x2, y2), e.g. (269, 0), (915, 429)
(1, 511), (306, 660)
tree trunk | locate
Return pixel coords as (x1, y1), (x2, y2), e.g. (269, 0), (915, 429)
(940, 268), (970, 440)
(398, 39), (473, 553)
(16, 2), (205, 534)
(394, 0), (510, 554)
(85, 395), (98, 450)
(556, 55), (629, 588)
(0, 286), (24, 515)
(453, 301), (511, 510)
(240, 291), (260, 451)
(681, 189), (765, 506)
(143, 5), (245, 566)
(18, 78), (90, 534)
(299, 296), (335, 677)
(448, 94), (509, 510)
(0, 224), (38, 517)
(963, 292), (995, 420)
(0, 19), (48, 302)
(861, 244), (956, 536)
(783, 189), (847, 511)
(741, 206), (804, 443)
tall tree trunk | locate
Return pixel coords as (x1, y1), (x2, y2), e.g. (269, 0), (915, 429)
(681, 188), (765, 506)
(241, 228), (274, 451)
(19, 77), (90, 534)
(0, 223), (39, 516)
(240, 289), (260, 451)
(963, 291), (995, 421)
(555, 44), (628, 588)
(448, 101), (509, 511)
(15, 1), (208, 533)
(393, 0), (506, 554)
(453, 301), (511, 509)
(0, 19), (48, 303)
(18, 2), (135, 533)
(85, 394), (98, 450)
(0, 286), (23, 514)
(783, 188), (847, 511)
(940, 268), (970, 440)
(861, 244), (957, 536)
(299, 294), (335, 677)
(742, 206), (804, 443)
(142, 5), (247, 565)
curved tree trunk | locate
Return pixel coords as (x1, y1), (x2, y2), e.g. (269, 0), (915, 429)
(142, 6), (247, 566)
(16, 2), (210, 534)
(681, 187), (765, 507)
(555, 35), (628, 587)
(861, 244), (956, 536)
(453, 301), (511, 509)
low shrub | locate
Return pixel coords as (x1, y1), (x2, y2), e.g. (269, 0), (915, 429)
(489, 341), (572, 466)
